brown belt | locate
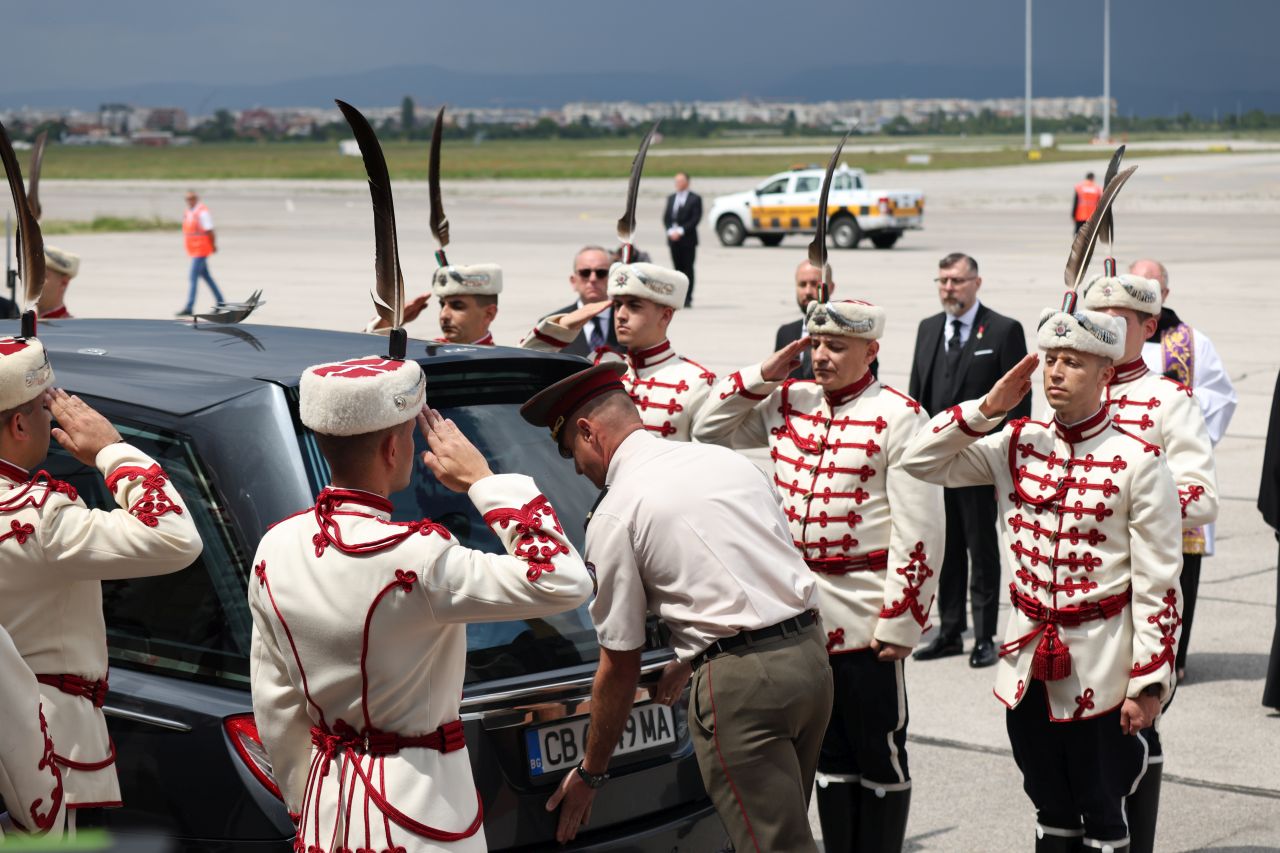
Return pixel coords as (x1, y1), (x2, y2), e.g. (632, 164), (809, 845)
(311, 719), (466, 758)
(36, 673), (109, 708)
(806, 549), (888, 575)
(1000, 585), (1131, 681)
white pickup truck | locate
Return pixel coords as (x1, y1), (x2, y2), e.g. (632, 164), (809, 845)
(709, 164), (924, 249)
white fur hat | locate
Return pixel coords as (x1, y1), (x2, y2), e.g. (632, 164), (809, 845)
(299, 356), (425, 437)
(0, 337), (55, 411)
(607, 262), (688, 310)
(432, 264), (502, 299)
(1079, 273), (1161, 316)
(44, 246), (80, 278)
(805, 299), (886, 340)
(1036, 308), (1125, 361)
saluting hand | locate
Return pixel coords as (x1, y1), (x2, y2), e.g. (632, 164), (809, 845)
(761, 337), (810, 382)
(557, 300), (612, 333)
(979, 353), (1039, 419)
(418, 407), (493, 493)
(47, 389), (122, 467)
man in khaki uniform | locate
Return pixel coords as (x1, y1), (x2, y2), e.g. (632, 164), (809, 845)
(523, 363), (831, 852)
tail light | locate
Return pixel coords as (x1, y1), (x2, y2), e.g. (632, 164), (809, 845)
(225, 714), (284, 800)
(878, 196), (892, 215)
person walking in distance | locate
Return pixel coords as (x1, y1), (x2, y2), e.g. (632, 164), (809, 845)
(663, 173), (701, 308)
(910, 253), (1030, 668)
(1072, 173), (1102, 234)
(178, 190), (225, 316)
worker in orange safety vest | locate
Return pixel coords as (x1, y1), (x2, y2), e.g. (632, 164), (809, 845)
(178, 190), (225, 316)
(1072, 172), (1103, 233)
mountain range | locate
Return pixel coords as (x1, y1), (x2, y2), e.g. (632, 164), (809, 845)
(3, 62), (1275, 117)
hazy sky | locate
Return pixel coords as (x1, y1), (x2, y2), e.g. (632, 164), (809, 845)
(5, 1), (1278, 103)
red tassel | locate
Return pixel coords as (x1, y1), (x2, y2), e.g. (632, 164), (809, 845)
(1030, 625), (1072, 682)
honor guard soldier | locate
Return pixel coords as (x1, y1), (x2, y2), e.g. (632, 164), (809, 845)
(901, 304), (1183, 853)
(249, 100), (593, 853)
(522, 363), (831, 852)
(695, 298), (944, 852)
(521, 262), (715, 440)
(1079, 270), (1217, 853)
(0, 624), (65, 838)
(1, 120), (204, 830)
(38, 246), (79, 320)
(248, 357), (593, 852)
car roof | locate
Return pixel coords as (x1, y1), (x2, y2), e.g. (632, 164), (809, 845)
(30, 318), (583, 416)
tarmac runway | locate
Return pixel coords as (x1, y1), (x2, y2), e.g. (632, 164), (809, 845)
(36, 151), (1280, 850)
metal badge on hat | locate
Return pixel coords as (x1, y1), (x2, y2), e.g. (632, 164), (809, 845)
(337, 99), (409, 361)
(0, 120), (46, 340)
(1061, 145), (1135, 313)
(615, 121), (660, 265)
(807, 126), (854, 307)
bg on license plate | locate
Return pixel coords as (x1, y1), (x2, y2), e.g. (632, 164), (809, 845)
(526, 702), (675, 776)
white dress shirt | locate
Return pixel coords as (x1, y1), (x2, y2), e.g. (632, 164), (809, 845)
(587, 431), (820, 661)
(943, 300), (982, 349)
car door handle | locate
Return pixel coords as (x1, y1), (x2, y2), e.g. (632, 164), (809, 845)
(103, 704), (193, 733)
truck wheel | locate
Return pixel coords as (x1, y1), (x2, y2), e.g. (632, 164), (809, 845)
(759, 234), (784, 247)
(717, 215), (746, 247)
(830, 215), (861, 249)
(870, 232), (900, 249)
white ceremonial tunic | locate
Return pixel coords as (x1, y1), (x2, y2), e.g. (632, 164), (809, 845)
(521, 320), (715, 441)
(1105, 358), (1219, 530)
(0, 625), (65, 837)
(0, 446), (203, 812)
(694, 365), (945, 652)
(248, 476), (592, 853)
(587, 430), (819, 661)
(901, 401), (1184, 719)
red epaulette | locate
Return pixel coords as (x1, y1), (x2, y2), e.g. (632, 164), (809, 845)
(1108, 423), (1163, 456)
(880, 384), (923, 414)
(677, 355), (716, 384)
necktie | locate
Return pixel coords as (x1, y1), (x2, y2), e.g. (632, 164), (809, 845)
(586, 316), (603, 350)
(945, 319), (963, 376)
(585, 486), (610, 530)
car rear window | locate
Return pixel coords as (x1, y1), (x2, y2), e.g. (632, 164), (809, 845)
(297, 361), (604, 685)
(45, 422), (253, 689)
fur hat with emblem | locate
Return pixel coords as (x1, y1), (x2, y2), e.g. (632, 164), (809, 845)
(1078, 273), (1161, 317)
(432, 263), (502, 299)
(0, 337), (55, 411)
(805, 299), (886, 340)
(607, 262), (688, 311)
(299, 356), (425, 436)
(1035, 308), (1125, 361)
(43, 246), (80, 278)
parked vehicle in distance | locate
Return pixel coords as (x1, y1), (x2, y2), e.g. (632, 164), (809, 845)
(28, 318), (724, 852)
(709, 163), (925, 249)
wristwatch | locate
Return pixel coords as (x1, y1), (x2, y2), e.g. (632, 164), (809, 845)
(575, 761), (609, 789)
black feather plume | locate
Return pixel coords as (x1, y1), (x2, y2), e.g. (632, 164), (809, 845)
(0, 121), (45, 310)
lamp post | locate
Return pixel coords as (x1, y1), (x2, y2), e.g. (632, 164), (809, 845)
(1102, 0), (1111, 142)
(1025, 0), (1033, 150)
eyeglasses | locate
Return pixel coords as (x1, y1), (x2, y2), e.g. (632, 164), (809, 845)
(934, 276), (976, 286)
(577, 268), (611, 279)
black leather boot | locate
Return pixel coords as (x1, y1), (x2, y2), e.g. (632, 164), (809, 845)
(815, 778), (859, 852)
(1125, 760), (1163, 853)
(856, 785), (910, 852)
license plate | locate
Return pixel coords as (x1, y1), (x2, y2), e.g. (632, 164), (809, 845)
(525, 702), (676, 776)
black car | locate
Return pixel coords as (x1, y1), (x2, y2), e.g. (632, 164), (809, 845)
(31, 319), (724, 852)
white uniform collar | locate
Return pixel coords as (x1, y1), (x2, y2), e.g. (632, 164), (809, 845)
(1053, 406), (1111, 444)
(605, 429), (656, 487)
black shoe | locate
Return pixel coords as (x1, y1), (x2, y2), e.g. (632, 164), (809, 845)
(175, 309), (193, 317)
(913, 634), (963, 661)
(969, 638), (997, 668)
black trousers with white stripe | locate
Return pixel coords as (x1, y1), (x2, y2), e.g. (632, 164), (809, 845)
(1006, 679), (1148, 843)
(818, 649), (910, 788)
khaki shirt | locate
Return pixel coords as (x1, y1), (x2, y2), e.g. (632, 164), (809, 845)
(587, 431), (819, 661)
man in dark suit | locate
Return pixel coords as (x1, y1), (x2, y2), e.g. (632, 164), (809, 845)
(774, 260), (830, 381)
(909, 252), (1030, 668)
(663, 172), (701, 308)
(543, 245), (619, 358)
